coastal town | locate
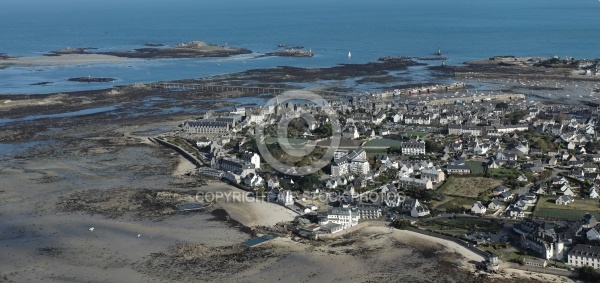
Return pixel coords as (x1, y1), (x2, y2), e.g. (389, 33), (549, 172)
(147, 55), (600, 281)
(5, 0), (600, 281)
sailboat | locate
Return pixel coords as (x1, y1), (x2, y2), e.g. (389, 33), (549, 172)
(348, 51), (352, 58)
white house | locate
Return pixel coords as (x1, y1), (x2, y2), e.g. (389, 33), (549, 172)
(196, 139), (212, 147)
(556, 195), (574, 205)
(241, 151), (261, 169)
(325, 179), (338, 189)
(398, 177), (433, 190)
(410, 199), (430, 217)
(267, 178), (280, 189)
(243, 173), (264, 187)
(277, 190), (294, 206)
(587, 224), (600, 241)
(499, 192), (514, 202)
(563, 187), (575, 196)
(590, 188), (600, 199)
(488, 199), (502, 210)
(421, 168), (445, 184)
(506, 206), (525, 219)
(471, 201), (487, 215)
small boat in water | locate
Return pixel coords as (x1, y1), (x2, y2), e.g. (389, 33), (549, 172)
(348, 51), (352, 58)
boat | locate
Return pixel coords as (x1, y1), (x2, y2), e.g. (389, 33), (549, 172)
(348, 51), (352, 58)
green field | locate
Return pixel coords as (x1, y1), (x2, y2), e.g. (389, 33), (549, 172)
(488, 168), (520, 179)
(264, 137), (309, 146)
(466, 161), (485, 174)
(419, 217), (507, 236)
(533, 196), (600, 220)
(364, 138), (402, 147)
(433, 196), (475, 210)
(438, 176), (502, 199)
(365, 148), (389, 158)
(406, 131), (429, 138)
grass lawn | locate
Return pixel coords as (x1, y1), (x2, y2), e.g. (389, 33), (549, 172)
(434, 196), (475, 210)
(419, 217), (508, 237)
(422, 226), (467, 237)
(264, 137), (309, 146)
(364, 138), (402, 147)
(365, 148), (388, 158)
(438, 176), (502, 199)
(506, 251), (527, 263)
(465, 161), (484, 174)
(406, 131), (429, 138)
(488, 168), (520, 179)
(533, 196), (600, 221)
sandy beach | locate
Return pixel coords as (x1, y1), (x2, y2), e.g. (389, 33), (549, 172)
(0, 54), (133, 67)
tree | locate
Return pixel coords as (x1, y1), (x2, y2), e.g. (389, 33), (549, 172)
(495, 102), (509, 110)
(579, 266), (600, 282)
(314, 123), (333, 138)
(297, 174), (318, 192)
(425, 140), (443, 153)
(388, 146), (402, 155)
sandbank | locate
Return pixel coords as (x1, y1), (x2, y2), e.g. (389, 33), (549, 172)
(0, 54), (134, 67)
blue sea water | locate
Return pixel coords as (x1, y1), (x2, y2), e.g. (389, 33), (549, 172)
(1, 0), (600, 94)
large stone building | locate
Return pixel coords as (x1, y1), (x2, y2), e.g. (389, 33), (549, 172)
(513, 219), (581, 260)
(446, 159), (471, 174)
(319, 207), (360, 229)
(331, 147), (370, 177)
(218, 157), (256, 178)
(568, 244), (600, 269)
(402, 139), (426, 155)
(241, 151), (261, 169)
(448, 125), (484, 136)
(404, 114), (430, 125)
(182, 120), (231, 135)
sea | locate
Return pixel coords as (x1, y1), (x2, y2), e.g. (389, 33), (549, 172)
(1, 0), (600, 95)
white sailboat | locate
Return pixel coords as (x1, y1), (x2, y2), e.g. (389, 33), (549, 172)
(348, 51), (351, 58)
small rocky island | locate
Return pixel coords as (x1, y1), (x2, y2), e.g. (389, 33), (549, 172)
(44, 41), (251, 59)
(68, 77), (116, 83)
(0, 53), (17, 59)
(265, 48), (313, 57)
(30, 81), (53, 86)
(100, 41), (251, 58)
(44, 47), (98, 56)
